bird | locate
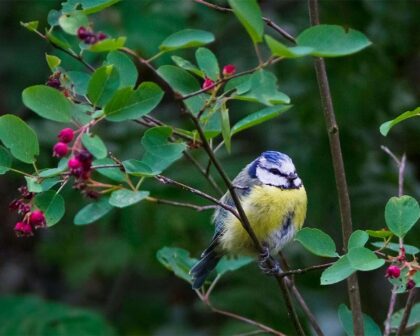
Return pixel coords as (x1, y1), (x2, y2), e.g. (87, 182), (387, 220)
(190, 151), (307, 289)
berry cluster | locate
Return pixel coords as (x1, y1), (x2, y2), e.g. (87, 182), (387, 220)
(53, 128), (74, 158)
(385, 246), (417, 290)
(46, 72), (62, 90)
(77, 26), (107, 45)
(9, 187), (46, 237)
(201, 64), (236, 91)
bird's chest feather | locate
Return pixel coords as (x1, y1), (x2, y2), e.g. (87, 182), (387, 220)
(220, 185), (307, 254)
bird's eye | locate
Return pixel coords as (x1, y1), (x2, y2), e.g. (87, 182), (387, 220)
(269, 168), (281, 175)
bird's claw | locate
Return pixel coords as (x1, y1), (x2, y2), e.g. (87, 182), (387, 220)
(258, 244), (282, 275)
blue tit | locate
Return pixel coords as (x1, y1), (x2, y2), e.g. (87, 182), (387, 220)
(190, 151), (307, 289)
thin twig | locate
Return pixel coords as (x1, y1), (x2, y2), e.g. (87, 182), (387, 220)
(194, 0), (296, 43)
(384, 286), (398, 336)
(278, 262), (334, 278)
(155, 175), (240, 219)
(396, 288), (417, 336)
(146, 196), (218, 212)
(308, 1), (363, 334)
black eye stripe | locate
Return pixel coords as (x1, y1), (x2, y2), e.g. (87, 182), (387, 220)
(268, 168), (287, 176)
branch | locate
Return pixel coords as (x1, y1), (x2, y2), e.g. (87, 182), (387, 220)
(278, 262), (334, 278)
(396, 288), (417, 336)
(384, 286), (398, 336)
(146, 196), (218, 212)
(194, 0), (296, 43)
(307, 1), (363, 335)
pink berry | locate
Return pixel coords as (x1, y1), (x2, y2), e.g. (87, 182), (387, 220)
(46, 77), (61, 89)
(202, 77), (215, 91)
(77, 26), (89, 40)
(14, 221), (33, 237)
(53, 142), (69, 158)
(385, 265), (401, 278)
(29, 210), (46, 228)
(406, 279), (415, 290)
(68, 157), (82, 170)
(58, 128), (74, 143)
(223, 64), (236, 76)
(97, 32), (107, 41)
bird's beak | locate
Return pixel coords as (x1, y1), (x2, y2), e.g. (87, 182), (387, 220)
(288, 172), (298, 180)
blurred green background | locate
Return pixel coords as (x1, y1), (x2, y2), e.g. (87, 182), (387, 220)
(0, 0), (419, 335)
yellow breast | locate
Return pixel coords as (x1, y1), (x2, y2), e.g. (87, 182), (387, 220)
(219, 185), (307, 254)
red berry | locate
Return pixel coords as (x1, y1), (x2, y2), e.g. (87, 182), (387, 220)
(77, 26), (89, 40)
(53, 142), (69, 158)
(46, 77), (61, 89)
(29, 210), (46, 228)
(385, 265), (401, 278)
(223, 64), (236, 76)
(97, 32), (107, 41)
(58, 128), (74, 143)
(406, 279), (415, 290)
(202, 77), (215, 91)
(68, 157), (82, 170)
(14, 221), (33, 237)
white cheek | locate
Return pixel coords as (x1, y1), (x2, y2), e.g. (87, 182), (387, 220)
(256, 167), (287, 187)
(280, 161), (295, 175)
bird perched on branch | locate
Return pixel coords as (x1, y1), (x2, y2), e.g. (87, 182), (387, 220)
(190, 151), (307, 289)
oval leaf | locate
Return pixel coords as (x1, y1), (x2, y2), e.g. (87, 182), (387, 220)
(106, 51), (138, 88)
(104, 83), (164, 122)
(195, 47), (219, 80)
(22, 85), (72, 122)
(371, 242), (419, 255)
(0, 115), (39, 163)
(87, 65), (119, 107)
(89, 37), (127, 52)
(74, 197), (113, 225)
(338, 304), (382, 336)
(348, 230), (369, 249)
(160, 29), (215, 51)
(385, 195), (420, 237)
(321, 255), (355, 285)
(58, 12), (89, 35)
(109, 190), (149, 208)
(82, 134), (107, 159)
(171, 56), (203, 77)
(347, 247), (385, 271)
(34, 191), (65, 227)
(0, 146), (12, 174)
(295, 227), (338, 257)
(265, 35), (313, 58)
(380, 107), (420, 136)
(156, 247), (198, 283)
(296, 24), (372, 57)
(93, 158), (126, 182)
(228, 0), (264, 44)
(216, 256), (253, 276)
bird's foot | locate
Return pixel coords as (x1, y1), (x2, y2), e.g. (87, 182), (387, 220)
(258, 244), (282, 275)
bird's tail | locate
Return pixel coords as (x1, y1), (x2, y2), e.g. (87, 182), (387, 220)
(190, 243), (221, 289)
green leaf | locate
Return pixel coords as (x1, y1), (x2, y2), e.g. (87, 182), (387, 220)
(295, 227), (338, 257)
(122, 160), (157, 177)
(25, 176), (59, 193)
(159, 29), (215, 51)
(380, 107), (420, 136)
(347, 247), (385, 271)
(348, 230), (369, 249)
(157, 65), (206, 114)
(82, 134), (107, 159)
(236, 69), (290, 105)
(66, 71), (91, 96)
(371, 242), (419, 255)
(93, 158), (125, 182)
(106, 51), (138, 88)
(87, 65), (119, 107)
(34, 191), (65, 227)
(265, 35), (313, 58)
(22, 85), (72, 122)
(338, 304), (382, 336)
(45, 54), (61, 71)
(228, 0), (264, 44)
(321, 255), (355, 285)
(20, 20), (39, 32)
(74, 197), (113, 225)
(216, 256), (253, 276)
(141, 127), (187, 174)
(171, 56), (203, 77)
(89, 37), (127, 52)
(0, 115), (39, 164)
(39, 158), (69, 178)
(296, 24), (372, 57)
(0, 146), (12, 174)
(58, 12), (89, 35)
(391, 303), (420, 330)
(195, 48), (219, 80)
(231, 105), (291, 136)
(109, 189), (149, 208)
(224, 74), (252, 95)
(104, 83), (164, 122)
(385, 195), (420, 237)
(46, 31), (72, 50)
(61, 0), (121, 15)
(156, 247), (198, 283)
(366, 229), (393, 238)
(220, 105), (231, 152)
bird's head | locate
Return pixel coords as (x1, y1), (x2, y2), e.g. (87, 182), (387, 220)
(248, 151), (302, 189)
